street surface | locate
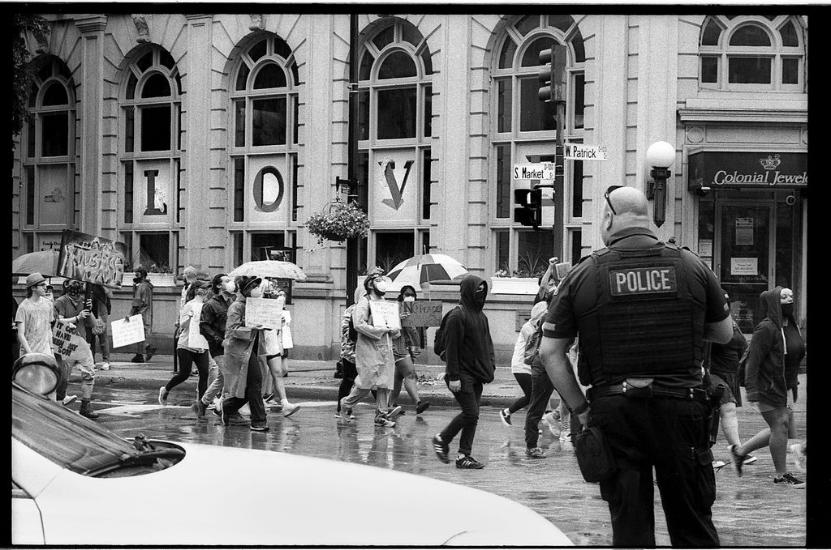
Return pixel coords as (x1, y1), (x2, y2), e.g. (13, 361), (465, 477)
(86, 385), (806, 546)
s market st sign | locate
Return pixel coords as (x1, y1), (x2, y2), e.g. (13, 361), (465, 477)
(688, 152), (807, 192)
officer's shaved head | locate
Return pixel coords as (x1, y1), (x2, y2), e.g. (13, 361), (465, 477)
(602, 186), (652, 245)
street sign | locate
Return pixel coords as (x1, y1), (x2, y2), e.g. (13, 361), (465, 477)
(513, 163), (557, 182)
(564, 143), (607, 161)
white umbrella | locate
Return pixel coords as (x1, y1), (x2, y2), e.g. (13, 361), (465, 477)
(385, 254), (468, 291)
(228, 260), (307, 281)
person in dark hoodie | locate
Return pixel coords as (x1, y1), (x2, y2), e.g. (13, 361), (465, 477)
(431, 274), (495, 469)
(731, 287), (806, 487)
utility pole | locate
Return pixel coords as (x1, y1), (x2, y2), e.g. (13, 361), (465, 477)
(537, 42), (566, 256)
(344, 13), (361, 306)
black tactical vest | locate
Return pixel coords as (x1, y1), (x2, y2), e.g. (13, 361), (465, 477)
(577, 243), (705, 385)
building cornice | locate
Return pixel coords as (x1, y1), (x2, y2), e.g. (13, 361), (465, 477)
(678, 108), (808, 125)
(74, 15), (108, 34)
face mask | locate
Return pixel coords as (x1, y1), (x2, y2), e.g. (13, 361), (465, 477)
(781, 303), (794, 317)
(222, 281), (236, 293)
(249, 287), (263, 299)
(403, 296), (415, 303)
(68, 284), (83, 297)
(133, 277), (141, 284)
(473, 287), (486, 306)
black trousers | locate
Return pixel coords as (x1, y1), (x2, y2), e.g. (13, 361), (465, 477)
(590, 394), (719, 547)
(524, 362), (555, 449)
(167, 348), (210, 400)
(440, 377), (483, 456)
(336, 358), (358, 409)
(507, 372), (533, 414)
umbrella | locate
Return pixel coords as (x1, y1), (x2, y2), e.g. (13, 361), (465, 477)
(12, 250), (61, 277)
(386, 254), (468, 290)
(228, 260), (307, 281)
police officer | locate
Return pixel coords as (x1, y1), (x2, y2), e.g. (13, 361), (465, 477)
(538, 185), (732, 547)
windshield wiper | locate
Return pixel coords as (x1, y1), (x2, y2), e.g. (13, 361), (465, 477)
(84, 434), (185, 477)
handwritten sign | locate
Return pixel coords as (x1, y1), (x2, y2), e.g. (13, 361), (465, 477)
(52, 320), (77, 358)
(111, 314), (146, 348)
(58, 230), (128, 289)
(400, 301), (443, 327)
(245, 297), (284, 329)
(369, 300), (402, 331)
(187, 302), (210, 349)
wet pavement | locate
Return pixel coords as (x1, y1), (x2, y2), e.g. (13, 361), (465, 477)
(84, 384), (807, 547)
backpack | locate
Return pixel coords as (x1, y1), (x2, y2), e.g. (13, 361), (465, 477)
(433, 306), (459, 361)
(347, 316), (358, 342)
(523, 321), (544, 365)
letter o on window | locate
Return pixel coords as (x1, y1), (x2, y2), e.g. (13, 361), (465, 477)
(253, 166), (284, 213)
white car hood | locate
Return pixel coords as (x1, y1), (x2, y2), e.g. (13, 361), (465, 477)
(27, 440), (572, 546)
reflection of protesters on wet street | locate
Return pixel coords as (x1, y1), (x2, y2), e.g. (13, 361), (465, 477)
(129, 267), (156, 363)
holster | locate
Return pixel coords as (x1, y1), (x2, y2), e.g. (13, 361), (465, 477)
(707, 383), (725, 448)
(574, 425), (617, 483)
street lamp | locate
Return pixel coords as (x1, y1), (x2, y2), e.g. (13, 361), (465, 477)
(645, 141), (675, 228)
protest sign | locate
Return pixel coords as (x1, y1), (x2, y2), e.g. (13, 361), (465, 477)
(400, 301), (443, 327)
(187, 302), (210, 349)
(369, 300), (401, 331)
(245, 297), (283, 329)
(57, 229), (128, 289)
(111, 314), (146, 348)
(53, 320), (76, 358)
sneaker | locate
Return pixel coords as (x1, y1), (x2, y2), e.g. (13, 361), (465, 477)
(432, 434), (450, 464)
(455, 455), (485, 469)
(730, 444), (746, 477)
(341, 407), (354, 421)
(774, 472), (805, 488)
(130, 354), (145, 363)
(191, 400), (207, 418)
(559, 430), (571, 443)
(743, 454), (758, 465)
(712, 460), (727, 470)
(99, 362), (110, 371)
(385, 405), (403, 421)
(499, 408), (512, 426)
(416, 400), (431, 415)
(374, 414), (395, 428)
(282, 403), (301, 418)
(211, 399), (222, 417)
(158, 386), (168, 406)
(62, 395), (78, 406)
(789, 443), (806, 472)
(542, 412), (561, 437)
(145, 346), (157, 362)
(334, 410), (342, 419)
(526, 447), (546, 459)
(263, 393), (274, 402)
(250, 423), (270, 432)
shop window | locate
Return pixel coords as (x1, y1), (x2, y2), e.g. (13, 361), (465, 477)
(376, 232), (414, 273)
(699, 16), (804, 91)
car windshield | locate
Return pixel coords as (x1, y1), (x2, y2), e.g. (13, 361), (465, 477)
(12, 384), (138, 475)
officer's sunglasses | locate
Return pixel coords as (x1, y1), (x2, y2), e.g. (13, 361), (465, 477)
(604, 185), (624, 215)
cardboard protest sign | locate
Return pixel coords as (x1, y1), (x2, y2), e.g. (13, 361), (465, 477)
(245, 297), (283, 329)
(369, 300), (401, 331)
(57, 229), (128, 289)
(187, 302), (210, 349)
(53, 320), (94, 361)
(111, 314), (146, 348)
(400, 301), (443, 327)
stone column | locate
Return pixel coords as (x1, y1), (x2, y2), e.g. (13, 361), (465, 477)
(75, 15), (108, 236)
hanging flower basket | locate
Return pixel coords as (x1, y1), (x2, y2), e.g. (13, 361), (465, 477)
(305, 200), (370, 245)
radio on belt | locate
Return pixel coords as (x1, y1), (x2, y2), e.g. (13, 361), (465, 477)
(609, 266), (677, 296)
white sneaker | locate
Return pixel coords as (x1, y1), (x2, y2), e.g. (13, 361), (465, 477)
(790, 443), (806, 472)
(99, 362), (110, 371)
(559, 430), (571, 443)
(158, 386), (168, 406)
(62, 395), (78, 406)
(542, 412), (561, 437)
(282, 403), (301, 417)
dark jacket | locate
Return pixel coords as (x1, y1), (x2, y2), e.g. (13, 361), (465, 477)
(443, 275), (495, 384)
(745, 287), (805, 407)
(708, 319), (747, 379)
(200, 292), (232, 357)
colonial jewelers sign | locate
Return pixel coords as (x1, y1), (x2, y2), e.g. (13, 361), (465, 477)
(688, 152), (807, 190)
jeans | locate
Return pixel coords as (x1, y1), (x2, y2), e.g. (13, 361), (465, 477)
(336, 358), (358, 410)
(166, 349), (210, 400)
(202, 354), (225, 405)
(508, 372), (533, 414)
(591, 395), (718, 547)
(524, 362), (555, 449)
(439, 377), (483, 456)
(222, 348), (267, 425)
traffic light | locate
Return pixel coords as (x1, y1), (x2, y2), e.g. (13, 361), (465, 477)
(513, 188), (542, 227)
(538, 47), (556, 103)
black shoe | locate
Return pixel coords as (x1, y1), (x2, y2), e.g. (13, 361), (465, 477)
(192, 400), (207, 418)
(145, 346), (157, 362)
(131, 354), (145, 363)
(416, 400), (430, 415)
(250, 423), (270, 432)
(456, 455), (485, 469)
(79, 400), (99, 419)
(774, 472), (805, 488)
(730, 444), (746, 477)
(432, 434), (450, 464)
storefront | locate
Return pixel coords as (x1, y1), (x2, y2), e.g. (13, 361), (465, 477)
(689, 151), (807, 333)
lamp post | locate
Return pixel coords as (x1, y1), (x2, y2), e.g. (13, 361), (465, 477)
(645, 141), (675, 228)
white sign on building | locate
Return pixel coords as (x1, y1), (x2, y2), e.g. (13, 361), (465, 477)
(564, 143), (607, 160)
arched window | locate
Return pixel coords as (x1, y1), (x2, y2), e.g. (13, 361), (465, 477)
(356, 18), (434, 272)
(228, 33), (300, 264)
(491, 15), (586, 277)
(21, 56), (76, 253)
(119, 45), (182, 272)
(699, 16), (805, 91)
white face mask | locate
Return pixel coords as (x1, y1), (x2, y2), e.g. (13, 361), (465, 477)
(222, 280), (236, 293)
(249, 287), (263, 299)
(403, 296), (416, 303)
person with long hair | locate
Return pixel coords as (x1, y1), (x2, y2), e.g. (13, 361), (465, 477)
(731, 287), (806, 487)
(389, 285), (430, 415)
(499, 301), (547, 432)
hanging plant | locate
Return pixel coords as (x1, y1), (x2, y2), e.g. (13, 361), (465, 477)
(305, 200), (370, 245)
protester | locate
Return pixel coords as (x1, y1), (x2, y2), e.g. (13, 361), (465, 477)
(538, 185), (732, 546)
(15, 273), (56, 360)
(389, 285), (430, 415)
(175, 266), (199, 375)
(339, 271), (402, 428)
(197, 273), (235, 416)
(257, 280), (300, 417)
(732, 287), (806, 487)
(52, 279), (99, 417)
(159, 280), (212, 412)
(432, 274), (495, 469)
(335, 286), (363, 419)
(500, 301), (547, 430)
(11, 292), (21, 364)
(533, 257), (559, 305)
(129, 267), (156, 363)
(85, 284), (112, 371)
(220, 276), (270, 432)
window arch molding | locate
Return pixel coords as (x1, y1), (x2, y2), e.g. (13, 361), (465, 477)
(699, 15), (805, 91)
